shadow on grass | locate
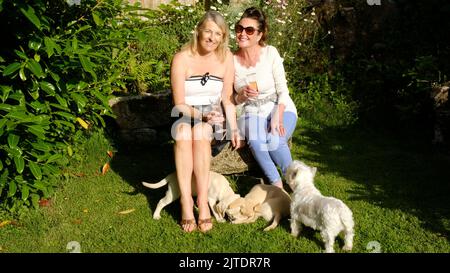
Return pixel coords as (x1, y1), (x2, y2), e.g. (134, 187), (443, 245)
(108, 141), (180, 221)
(107, 138), (267, 225)
(293, 124), (450, 242)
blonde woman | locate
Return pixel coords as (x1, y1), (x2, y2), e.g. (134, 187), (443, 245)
(170, 11), (241, 233)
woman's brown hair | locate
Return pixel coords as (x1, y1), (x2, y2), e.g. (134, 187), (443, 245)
(239, 7), (268, 46)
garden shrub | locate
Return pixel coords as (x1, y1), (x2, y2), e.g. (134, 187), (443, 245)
(0, 0), (154, 212)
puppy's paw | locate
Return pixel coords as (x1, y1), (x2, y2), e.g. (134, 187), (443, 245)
(263, 226), (275, 232)
(216, 218), (226, 223)
(153, 214), (161, 220)
(342, 245), (353, 251)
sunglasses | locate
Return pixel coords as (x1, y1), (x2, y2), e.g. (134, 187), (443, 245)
(235, 24), (258, 35)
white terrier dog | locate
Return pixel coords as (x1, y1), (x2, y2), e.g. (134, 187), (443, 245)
(286, 160), (354, 253)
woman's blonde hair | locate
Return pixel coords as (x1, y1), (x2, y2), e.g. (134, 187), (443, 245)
(183, 10), (230, 62)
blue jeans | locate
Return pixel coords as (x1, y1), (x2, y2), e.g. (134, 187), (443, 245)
(238, 111), (298, 184)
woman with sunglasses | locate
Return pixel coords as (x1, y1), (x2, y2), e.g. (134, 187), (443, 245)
(233, 7), (298, 189)
(170, 11), (240, 233)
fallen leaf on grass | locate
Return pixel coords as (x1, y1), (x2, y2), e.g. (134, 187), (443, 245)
(107, 150), (113, 158)
(39, 198), (51, 207)
(0, 220), (11, 228)
(72, 219), (82, 225)
(118, 209), (135, 215)
(101, 162), (110, 175)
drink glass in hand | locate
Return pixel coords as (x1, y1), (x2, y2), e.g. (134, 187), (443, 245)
(245, 72), (259, 101)
(208, 98), (226, 141)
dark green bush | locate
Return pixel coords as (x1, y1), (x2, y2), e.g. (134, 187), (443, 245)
(0, 0), (150, 212)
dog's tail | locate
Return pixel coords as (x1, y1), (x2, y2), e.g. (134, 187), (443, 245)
(142, 178), (168, 189)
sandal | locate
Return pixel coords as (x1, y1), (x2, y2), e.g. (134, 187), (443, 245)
(198, 218), (213, 233)
(180, 219), (197, 233)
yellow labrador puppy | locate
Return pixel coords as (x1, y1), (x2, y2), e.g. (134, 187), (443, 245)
(223, 184), (291, 231)
(142, 171), (240, 223)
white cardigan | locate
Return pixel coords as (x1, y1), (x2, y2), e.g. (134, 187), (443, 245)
(234, 45), (297, 117)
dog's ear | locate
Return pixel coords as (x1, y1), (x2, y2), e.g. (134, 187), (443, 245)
(214, 203), (225, 218)
(311, 167), (317, 177)
(253, 204), (262, 214)
(241, 204), (254, 217)
(288, 169), (298, 182)
(228, 197), (244, 209)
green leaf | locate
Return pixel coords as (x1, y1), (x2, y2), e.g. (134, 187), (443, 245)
(6, 110), (29, 121)
(49, 103), (69, 111)
(49, 70), (60, 83)
(28, 39), (42, 51)
(2, 62), (21, 76)
(0, 118), (7, 129)
(28, 89), (39, 100)
(21, 184), (30, 200)
(20, 6), (41, 30)
(14, 156), (25, 174)
(44, 37), (55, 57)
(79, 55), (93, 71)
(92, 11), (104, 26)
(54, 111), (76, 121)
(8, 180), (17, 197)
(47, 154), (62, 164)
(14, 50), (28, 60)
(71, 93), (88, 112)
(29, 101), (48, 113)
(0, 159), (3, 171)
(1, 85), (12, 102)
(31, 141), (51, 152)
(40, 81), (56, 95)
(19, 67), (27, 81)
(55, 94), (68, 108)
(91, 89), (109, 106)
(54, 120), (75, 131)
(93, 111), (105, 127)
(29, 161), (42, 180)
(26, 59), (44, 78)
(5, 146), (22, 157)
(42, 164), (59, 175)
(31, 193), (39, 208)
(79, 55), (97, 80)
(27, 125), (46, 140)
(7, 133), (19, 148)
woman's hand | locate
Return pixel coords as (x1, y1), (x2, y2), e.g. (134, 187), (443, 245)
(240, 86), (258, 101)
(203, 111), (225, 125)
(269, 104), (286, 136)
(270, 121), (286, 136)
(230, 129), (243, 149)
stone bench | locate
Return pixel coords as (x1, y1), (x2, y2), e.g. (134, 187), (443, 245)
(109, 91), (258, 174)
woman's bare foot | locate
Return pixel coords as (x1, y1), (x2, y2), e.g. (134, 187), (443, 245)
(180, 196), (196, 233)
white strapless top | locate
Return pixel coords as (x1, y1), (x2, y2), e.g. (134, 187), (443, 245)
(184, 72), (223, 106)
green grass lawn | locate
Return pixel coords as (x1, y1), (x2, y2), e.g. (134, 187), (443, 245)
(1, 121), (449, 253)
